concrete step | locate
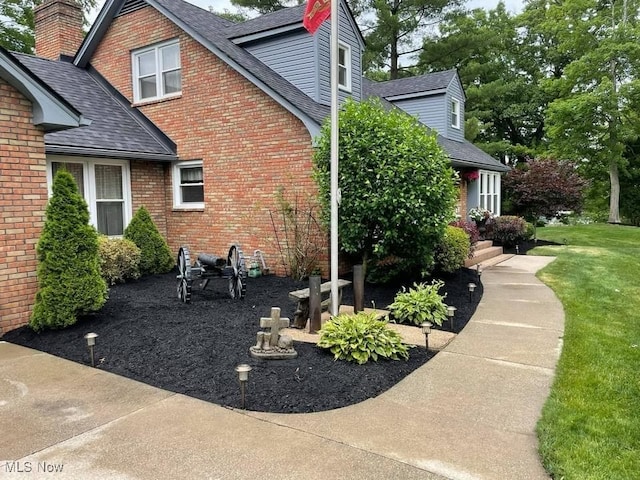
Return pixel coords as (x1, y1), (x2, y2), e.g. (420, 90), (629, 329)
(471, 253), (515, 269)
(464, 245), (504, 267)
(475, 240), (494, 251)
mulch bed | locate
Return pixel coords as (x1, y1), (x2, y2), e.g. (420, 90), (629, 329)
(3, 268), (482, 413)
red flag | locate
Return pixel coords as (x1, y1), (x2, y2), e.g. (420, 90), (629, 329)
(303, 0), (331, 34)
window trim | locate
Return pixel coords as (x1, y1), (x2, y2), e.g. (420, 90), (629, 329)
(451, 98), (461, 129)
(478, 170), (501, 216)
(46, 156), (132, 237)
(172, 160), (205, 210)
(338, 42), (352, 92)
(132, 39), (182, 103)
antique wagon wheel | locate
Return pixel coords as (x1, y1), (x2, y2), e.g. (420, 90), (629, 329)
(227, 244), (247, 299)
(176, 246), (193, 303)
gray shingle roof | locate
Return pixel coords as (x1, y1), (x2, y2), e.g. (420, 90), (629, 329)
(14, 53), (177, 161)
(224, 5), (306, 39)
(151, 0), (329, 125)
(438, 136), (510, 172)
(364, 70), (458, 98)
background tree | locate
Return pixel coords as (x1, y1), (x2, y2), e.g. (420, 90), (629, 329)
(313, 98), (457, 277)
(0, 0), (97, 54)
(502, 158), (589, 230)
(543, 0), (640, 223)
(31, 170), (107, 331)
(230, 0), (302, 14)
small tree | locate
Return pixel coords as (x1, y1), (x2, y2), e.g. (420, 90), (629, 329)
(503, 158), (588, 235)
(124, 206), (174, 275)
(313, 98), (457, 275)
(31, 170), (107, 331)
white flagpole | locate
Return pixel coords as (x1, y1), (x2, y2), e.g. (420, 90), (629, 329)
(329, 0), (339, 316)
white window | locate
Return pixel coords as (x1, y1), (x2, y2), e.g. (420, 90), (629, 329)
(173, 161), (204, 209)
(47, 157), (132, 236)
(338, 43), (351, 91)
(451, 98), (460, 129)
(132, 40), (181, 102)
(479, 170), (501, 216)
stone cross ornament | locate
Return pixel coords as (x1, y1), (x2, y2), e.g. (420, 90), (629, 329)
(250, 307), (297, 359)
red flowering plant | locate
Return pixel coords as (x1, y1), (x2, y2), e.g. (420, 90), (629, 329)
(461, 169), (479, 182)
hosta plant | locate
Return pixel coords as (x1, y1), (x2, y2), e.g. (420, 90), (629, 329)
(389, 281), (448, 326)
(317, 312), (411, 364)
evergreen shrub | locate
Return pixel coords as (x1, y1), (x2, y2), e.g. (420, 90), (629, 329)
(98, 236), (141, 285)
(124, 206), (174, 275)
(30, 170), (107, 331)
(435, 226), (471, 273)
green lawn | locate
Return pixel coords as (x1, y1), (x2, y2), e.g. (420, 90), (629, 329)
(532, 224), (640, 479)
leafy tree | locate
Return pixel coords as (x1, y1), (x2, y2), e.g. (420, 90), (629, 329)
(419, 3), (554, 162)
(31, 170), (107, 331)
(543, 0), (640, 223)
(123, 206), (174, 275)
(0, 0), (97, 54)
(313, 98), (457, 274)
(502, 158), (588, 229)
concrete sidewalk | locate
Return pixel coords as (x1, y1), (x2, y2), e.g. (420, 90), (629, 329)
(0, 256), (563, 480)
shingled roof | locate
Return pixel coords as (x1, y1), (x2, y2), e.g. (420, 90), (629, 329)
(224, 5), (306, 39)
(14, 53), (177, 161)
(364, 70), (460, 98)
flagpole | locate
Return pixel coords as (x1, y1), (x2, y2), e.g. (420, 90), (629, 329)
(329, 0), (339, 316)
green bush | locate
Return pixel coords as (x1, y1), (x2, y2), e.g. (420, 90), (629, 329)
(30, 170), (107, 331)
(525, 221), (535, 241)
(98, 236), (141, 285)
(124, 206), (174, 275)
(389, 281), (448, 326)
(492, 215), (529, 247)
(318, 312), (411, 364)
(435, 225), (471, 273)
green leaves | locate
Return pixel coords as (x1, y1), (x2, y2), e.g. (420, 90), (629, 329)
(124, 206), (174, 275)
(313, 98), (457, 274)
(317, 312), (411, 364)
(389, 280), (448, 326)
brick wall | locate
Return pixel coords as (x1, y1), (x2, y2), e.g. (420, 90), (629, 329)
(91, 6), (327, 276)
(0, 79), (48, 334)
(34, 0), (84, 60)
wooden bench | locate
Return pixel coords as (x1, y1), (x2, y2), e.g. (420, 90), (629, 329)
(289, 279), (352, 328)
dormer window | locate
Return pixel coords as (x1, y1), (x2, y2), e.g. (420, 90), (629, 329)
(132, 39), (181, 103)
(338, 43), (351, 92)
(451, 98), (460, 129)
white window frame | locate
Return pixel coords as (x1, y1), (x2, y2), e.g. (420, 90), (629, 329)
(46, 156), (132, 236)
(132, 39), (181, 103)
(338, 43), (352, 92)
(172, 160), (204, 209)
(479, 170), (501, 216)
(451, 98), (461, 129)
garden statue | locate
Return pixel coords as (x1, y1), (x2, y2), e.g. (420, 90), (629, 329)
(250, 307), (297, 359)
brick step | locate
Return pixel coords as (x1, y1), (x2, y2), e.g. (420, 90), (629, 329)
(464, 246), (504, 267)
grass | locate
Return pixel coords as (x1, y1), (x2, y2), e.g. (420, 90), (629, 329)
(531, 224), (640, 480)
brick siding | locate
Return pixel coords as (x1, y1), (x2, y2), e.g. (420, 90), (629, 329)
(34, 0), (84, 60)
(91, 6), (328, 276)
(0, 79), (48, 334)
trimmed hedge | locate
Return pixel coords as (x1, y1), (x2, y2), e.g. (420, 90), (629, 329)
(98, 236), (141, 285)
(492, 215), (529, 247)
(435, 225), (471, 273)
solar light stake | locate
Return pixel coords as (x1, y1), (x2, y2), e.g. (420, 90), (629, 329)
(84, 332), (98, 367)
(516, 244), (520, 255)
(421, 322), (433, 352)
(447, 305), (457, 331)
(235, 364), (252, 409)
(476, 265), (482, 279)
(468, 283), (477, 303)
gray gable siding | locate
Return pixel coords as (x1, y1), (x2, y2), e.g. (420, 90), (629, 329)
(317, 2), (363, 106)
(393, 94), (447, 137)
(244, 32), (317, 100)
(445, 77), (465, 142)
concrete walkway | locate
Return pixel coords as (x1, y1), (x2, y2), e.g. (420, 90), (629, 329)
(0, 256), (563, 480)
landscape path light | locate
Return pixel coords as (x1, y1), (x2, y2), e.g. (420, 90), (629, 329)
(468, 283), (477, 302)
(446, 305), (457, 331)
(421, 321), (433, 352)
(84, 332), (98, 367)
(235, 364), (252, 409)
(476, 264), (482, 280)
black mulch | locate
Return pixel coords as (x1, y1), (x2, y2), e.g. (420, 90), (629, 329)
(3, 268), (482, 413)
(500, 239), (563, 255)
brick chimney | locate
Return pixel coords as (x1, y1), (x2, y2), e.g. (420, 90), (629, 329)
(34, 0), (84, 60)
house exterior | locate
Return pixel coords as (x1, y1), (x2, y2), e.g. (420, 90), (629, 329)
(0, 0), (507, 334)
